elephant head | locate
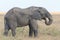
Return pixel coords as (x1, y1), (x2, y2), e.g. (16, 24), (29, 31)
(38, 7), (53, 25)
(31, 7), (53, 25)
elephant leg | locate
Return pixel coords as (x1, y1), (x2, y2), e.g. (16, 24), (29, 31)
(33, 23), (38, 37)
(33, 28), (38, 37)
(8, 20), (17, 37)
(29, 24), (33, 37)
(10, 23), (16, 37)
(4, 20), (10, 36)
(29, 19), (38, 37)
(11, 27), (16, 36)
(4, 26), (9, 36)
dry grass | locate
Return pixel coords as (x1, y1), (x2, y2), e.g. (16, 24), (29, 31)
(0, 12), (60, 40)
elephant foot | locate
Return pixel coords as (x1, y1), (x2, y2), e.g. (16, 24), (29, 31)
(12, 34), (16, 37)
(12, 31), (16, 37)
(4, 32), (8, 36)
(34, 30), (38, 37)
(29, 33), (33, 37)
(29, 31), (33, 37)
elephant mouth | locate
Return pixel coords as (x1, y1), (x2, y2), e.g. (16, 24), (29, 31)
(44, 17), (53, 25)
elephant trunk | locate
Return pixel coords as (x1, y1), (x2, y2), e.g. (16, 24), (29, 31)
(45, 17), (53, 25)
(45, 12), (53, 25)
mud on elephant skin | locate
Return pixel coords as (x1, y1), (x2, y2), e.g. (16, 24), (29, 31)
(4, 6), (53, 37)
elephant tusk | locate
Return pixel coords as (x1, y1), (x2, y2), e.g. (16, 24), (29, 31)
(45, 18), (53, 25)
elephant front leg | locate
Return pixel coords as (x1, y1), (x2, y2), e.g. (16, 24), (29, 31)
(29, 19), (38, 37)
(33, 23), (38, 37)
(29, 24), (33, 37)
(33, 28), (38, 37)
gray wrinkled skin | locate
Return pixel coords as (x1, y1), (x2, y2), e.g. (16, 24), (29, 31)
(4, 6), (53, 37)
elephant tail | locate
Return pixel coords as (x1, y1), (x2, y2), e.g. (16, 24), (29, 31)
(4, 17), (10, 30)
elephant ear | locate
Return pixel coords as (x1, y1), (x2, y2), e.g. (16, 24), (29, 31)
(31, 10), (42, 20)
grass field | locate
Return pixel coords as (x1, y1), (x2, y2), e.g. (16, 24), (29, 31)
(0, 13), (60, 40)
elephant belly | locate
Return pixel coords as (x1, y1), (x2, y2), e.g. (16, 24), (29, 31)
(17, 17), (29, 27)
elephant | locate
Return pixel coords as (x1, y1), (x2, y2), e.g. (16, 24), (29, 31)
(4, 6), (53, 37)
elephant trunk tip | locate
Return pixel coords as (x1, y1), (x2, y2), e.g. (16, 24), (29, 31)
(45, 18), (53, 25)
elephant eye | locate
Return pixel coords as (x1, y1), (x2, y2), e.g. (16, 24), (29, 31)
(36, 10), (40, 13)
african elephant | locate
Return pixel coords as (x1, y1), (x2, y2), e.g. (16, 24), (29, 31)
(4, 6), (53, 37)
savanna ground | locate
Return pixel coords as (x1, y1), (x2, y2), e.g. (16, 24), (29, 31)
(0, 12), (60, 40)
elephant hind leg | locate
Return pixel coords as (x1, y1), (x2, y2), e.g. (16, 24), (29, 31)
(9, 24), (16, 37)
(11, 27), (16, 36)
(4, 19), (10, 36)
(8, 20), (17, 37)
(4, 25), (10, 36)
